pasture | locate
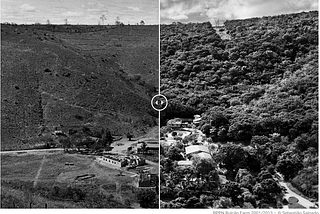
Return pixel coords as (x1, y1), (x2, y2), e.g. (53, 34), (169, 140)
(1, 151), (140, 208)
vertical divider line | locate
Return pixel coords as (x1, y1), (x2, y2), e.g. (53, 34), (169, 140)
(158, 0), (161, 208)
(158, 110), (161, 208)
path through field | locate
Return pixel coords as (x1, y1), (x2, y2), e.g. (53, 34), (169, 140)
(115, 182), (123, 202)
(34, 155), (46, 187)
(40, 91), (124, 117)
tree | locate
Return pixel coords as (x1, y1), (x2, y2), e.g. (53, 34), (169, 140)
(140, 20), (145, 25)
(206, 106), (229, 128)
(82, 126), (93, 136)
(250, 135), (270, 145)
(115, 16), (122, 25)
(126, 132), (133, 141)
(101, 128), (113, 149)
(171, 131), (177, 137)
(216, 143), (248, 177)
(201, 124), (212, 136)
(137, 188), (158, 208)
(276, 151), (303, 180)
(235, 169), (255, 188)
(167, 146), (183, 161)
(100, 15), (106, 25)
(59, 136), (71, 151)
(161, 157), (174, 173)
(294, 133), (318, 152)
(219, 182), (242, 205)
(185, 196), (204, 208)
(276, 159), (298, 180)
(192, 156), (215, 177)
(228, 114), (257, 142)
(213, 197), (233, 208)
(253, 178), (282, 202)
(141, 141), (147, 154)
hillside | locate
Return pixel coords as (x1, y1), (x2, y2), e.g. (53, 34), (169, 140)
(1, 24), (159, 150)
(160, 11), (318, 208)
(160, 11), (318, 139)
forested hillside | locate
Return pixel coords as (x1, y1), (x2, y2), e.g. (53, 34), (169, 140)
(160, 11), (318, 208)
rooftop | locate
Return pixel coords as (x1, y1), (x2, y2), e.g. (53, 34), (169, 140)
(177, 160), (193, 166)
(185, 145), (210, 155)
(194, 152), (212, 159)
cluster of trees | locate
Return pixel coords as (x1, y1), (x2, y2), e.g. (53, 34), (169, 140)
(1, 180), (130, 208)
(160, 142), (288, 208)
(160, 11), (318, 208)
(137, 188), (159, 208)
(58, 126), (113, 152)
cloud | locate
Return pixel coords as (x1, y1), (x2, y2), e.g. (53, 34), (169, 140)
(161, 0), (205, 21)
(81, 2), (107, 13)
(61, 11), (82, 17)
(127, 6), (141, 11)
(20, 4), (36, 12)
(161, 0), (318, 23)
(81, 2), (103, 8)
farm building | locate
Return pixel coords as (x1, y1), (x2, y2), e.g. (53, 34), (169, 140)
(144, 138), (159, 144)
(167, 118), (193, 129)
(185, 145), (210, 155)
(167, 118), (182, 128)
(96, 154), (145, 168)
(97, 155), (127, 167)
(127, 155), (145, 166)
(136, 139), (159, 154)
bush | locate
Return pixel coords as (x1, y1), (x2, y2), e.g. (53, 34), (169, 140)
(137, 188), (158, 208)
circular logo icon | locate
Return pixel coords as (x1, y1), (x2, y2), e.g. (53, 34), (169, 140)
(151, 94), (168, 111)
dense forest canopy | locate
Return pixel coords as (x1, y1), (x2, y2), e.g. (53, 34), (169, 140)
(161, 11), (318, 142)
(160, 11), (318, 208)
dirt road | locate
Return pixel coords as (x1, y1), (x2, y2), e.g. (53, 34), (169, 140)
(280, 181), (315, 208)
(33, 156), (46, 187)
(0, 148), (63, 155)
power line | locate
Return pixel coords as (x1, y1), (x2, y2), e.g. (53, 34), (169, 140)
(287, 0), (302, 12)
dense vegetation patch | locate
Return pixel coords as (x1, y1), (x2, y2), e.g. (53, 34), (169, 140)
(160, 11), (318, 208)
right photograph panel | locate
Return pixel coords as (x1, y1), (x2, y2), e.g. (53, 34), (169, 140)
(159, 0), (319, 209)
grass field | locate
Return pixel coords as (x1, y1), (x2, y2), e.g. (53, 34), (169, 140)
(1, 24), (159, 150)
(1, 151), (140, 208)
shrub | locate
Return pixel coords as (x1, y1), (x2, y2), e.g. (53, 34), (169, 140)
(137, 188), (158, 208)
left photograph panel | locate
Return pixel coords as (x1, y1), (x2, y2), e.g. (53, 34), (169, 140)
(1, 0), (159, 208)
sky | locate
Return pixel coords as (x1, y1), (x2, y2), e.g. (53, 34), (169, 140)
(1, 0), (159, 25)
(161, 0), (319, 24)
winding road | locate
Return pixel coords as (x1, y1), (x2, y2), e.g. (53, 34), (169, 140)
(276, 173), (316, 208)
